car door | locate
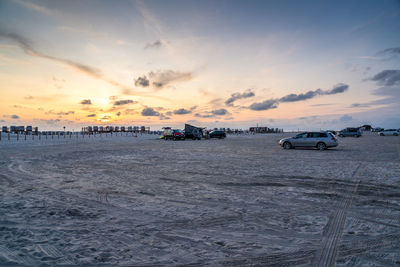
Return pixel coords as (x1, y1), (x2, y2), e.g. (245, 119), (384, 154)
(293, 133), (308, 146)
(306, 132), (319, 147)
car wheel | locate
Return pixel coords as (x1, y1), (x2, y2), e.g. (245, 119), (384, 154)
(380, 133), (384, 136)
(394, 133), (398, 136)
(283, 142), (292, 149)
(316, 142), (326, 150)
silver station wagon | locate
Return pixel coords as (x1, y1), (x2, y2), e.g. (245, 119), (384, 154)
(279, 131), (338, 150)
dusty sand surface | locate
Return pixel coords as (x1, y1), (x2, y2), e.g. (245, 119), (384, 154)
(0, 133), (399, 266)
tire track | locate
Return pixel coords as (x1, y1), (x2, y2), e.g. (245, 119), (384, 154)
(312, 164), (364, 267)
(0, 245), (39, 266)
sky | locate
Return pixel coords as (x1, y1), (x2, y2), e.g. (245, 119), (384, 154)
(0, 0), (400, 131)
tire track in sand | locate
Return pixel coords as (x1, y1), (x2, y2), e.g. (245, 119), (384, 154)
(312, 164), (365, 267)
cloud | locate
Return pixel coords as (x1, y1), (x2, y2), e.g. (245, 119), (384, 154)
(350, 86), (400, 108)
(3, 114), (20, 119)
(15, 0), (60, 17)
(144, 40), (163, 49)
(45, 110), (74, 116)
(114, 99), (136, 106)
(212, 109), (228, 115)
(249, 99), (279, 111)
(311, 103), (333, 107)
(51, 110), (73, 116)
(378, 47), (400, 57)
(150, 70), (192, 89)
(133, 70), (192, 90)
(87, 114), (96, 117)
(249, 83), (349, 111)
(350, 103), (371, 108)
(0, 31), (166, 101)
(225, 90), (255, 106)
(324, 83), (349, 95)
(370, 70), (400, 86)
(80, 99), (92, 105)
(100, 115), (111, 120)
(279, 89), (322, 102)
(43, 119), (61, 125)
(173, 108), (192, 115)
(0, 31), (105, 78)
(194, 108), (229, 118)
(159, 114), (170, 120)
(134, 76), (150, 87)
(141, 107), (160, 116)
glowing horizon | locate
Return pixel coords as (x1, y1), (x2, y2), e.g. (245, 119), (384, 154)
(1, 0), (399, 130)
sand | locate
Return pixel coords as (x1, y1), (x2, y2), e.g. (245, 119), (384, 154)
(0, 132), (399, 266)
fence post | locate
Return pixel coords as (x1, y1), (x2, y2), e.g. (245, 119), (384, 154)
(17, 132), (19, 141)
(8, 133), (10, 140)
(25, 132), (27, 140)
(39, 133), (41, 140)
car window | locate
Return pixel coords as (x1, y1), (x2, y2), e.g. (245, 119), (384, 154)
(296, 133), (308, 138)
(319, 133), (328, 137)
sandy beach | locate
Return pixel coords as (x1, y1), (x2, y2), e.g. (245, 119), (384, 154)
(0, 133), (399, 266)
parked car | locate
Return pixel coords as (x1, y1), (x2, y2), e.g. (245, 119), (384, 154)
(338, 128), (361, 137)
(172, 129), (185, 140)
(279, 131), (338, 150)
(209, 130), (226, 139)
(379, 129), (399, 136)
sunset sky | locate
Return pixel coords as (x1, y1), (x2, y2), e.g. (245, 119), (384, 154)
(1, 0), (399, 131)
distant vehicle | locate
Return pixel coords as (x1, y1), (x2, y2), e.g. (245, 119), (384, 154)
(162, 127), (175, 140)
(326, 130), (337, 135)
(279, 131), (338, 150)
(372, 127), (383, 132)
(172, 129), (185, 140)
(338, 128), (361, 137)
(2, 126), (8, 133)
(184, 124), (203, 140)
(209, 130), (226, 139)
(379, 129), (399, 136)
